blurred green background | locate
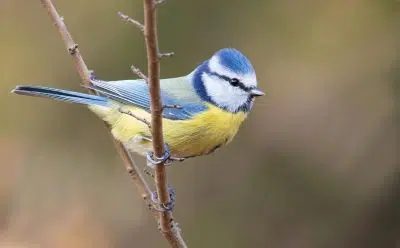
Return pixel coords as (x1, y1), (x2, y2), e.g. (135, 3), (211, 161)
(0, 0), (398, 247)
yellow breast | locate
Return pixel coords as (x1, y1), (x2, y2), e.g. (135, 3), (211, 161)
(89, 103), (247, 158)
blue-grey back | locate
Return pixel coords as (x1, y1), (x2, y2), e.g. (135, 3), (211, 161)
(88, 77), (207, 120)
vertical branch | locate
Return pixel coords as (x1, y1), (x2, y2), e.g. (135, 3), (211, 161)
(143, 0), (187, 247)
(39, 0), (153, 220)
(143, 0), (168, 212)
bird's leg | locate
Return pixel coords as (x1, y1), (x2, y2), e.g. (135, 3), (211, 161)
(131, 135), (156, 177)
(143, 136), (169, 168)
(151, 184), (176, 212)
(144, 104), (185, 167)
(136, 137), (176, 211)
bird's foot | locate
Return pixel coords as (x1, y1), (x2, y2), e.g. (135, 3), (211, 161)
(146, 143), (185, 168)
(151, 185), (176, 212)
(146, 143), (171, 168)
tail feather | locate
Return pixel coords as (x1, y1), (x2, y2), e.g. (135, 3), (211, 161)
(12, 85), (109, 106)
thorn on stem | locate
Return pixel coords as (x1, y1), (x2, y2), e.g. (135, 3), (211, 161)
(157, 221), (162, 231)
(68, 44), (79, 55)
(158, 52), (174, 58)
(130, 65), (148, 81)
(118, 12), (144, 32)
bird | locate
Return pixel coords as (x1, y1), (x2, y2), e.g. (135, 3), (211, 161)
(12, 48), (264, 165)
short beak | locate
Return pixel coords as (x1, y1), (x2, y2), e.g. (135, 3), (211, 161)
(249, 88), (265, 97)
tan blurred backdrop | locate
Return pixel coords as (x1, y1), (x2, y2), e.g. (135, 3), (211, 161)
(0, 0), (398, 247)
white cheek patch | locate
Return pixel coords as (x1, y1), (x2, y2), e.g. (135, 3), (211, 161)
(208, 56), (257, 88)
(202, 73), (249, 112)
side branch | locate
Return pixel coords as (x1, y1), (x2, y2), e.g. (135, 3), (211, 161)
(118, 11), (145, 32)
(118, 106), (151, 129)
(131, 65), (149, 81)
(159, 52), (175, 58)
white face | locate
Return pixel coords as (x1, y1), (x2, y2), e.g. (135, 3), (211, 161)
(202, 55), (258, 112)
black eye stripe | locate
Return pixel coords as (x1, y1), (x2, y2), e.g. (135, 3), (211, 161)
(208, 72), (252, 92)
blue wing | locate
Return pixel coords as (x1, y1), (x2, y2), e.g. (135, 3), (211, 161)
(87, 78), (207, 120)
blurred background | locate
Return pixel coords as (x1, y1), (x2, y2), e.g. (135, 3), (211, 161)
(0, 0), (398, 247)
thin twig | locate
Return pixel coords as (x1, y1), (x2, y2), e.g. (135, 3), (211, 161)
(118, 12), (144, 32)
(159, 52), (175, 58)
(39, 0), (155, 221)
(142, 0), (187, 246)
(163, 104), (183, 110)
(131, 65), (149, 81)
(118, 106), (151, 129)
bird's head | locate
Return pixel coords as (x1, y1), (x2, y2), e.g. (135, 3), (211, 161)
(191, 48), (264, 113)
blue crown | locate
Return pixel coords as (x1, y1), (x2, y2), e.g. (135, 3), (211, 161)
(214, 48), (255, 74)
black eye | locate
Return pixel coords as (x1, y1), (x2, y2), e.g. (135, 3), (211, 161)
(230, 78), (240, 87)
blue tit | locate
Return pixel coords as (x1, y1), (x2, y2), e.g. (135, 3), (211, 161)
(12, 48), (264, 161)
